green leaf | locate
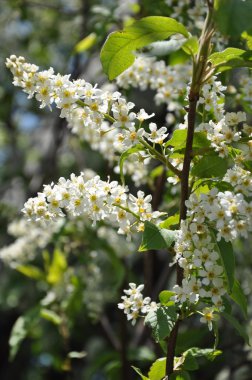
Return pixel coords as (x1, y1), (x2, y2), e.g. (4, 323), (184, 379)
(129, 347), (155, 362)
(9, 308), (39, 361)
(170, 371), (191, 380)
(214, 0), (252, 37)
(100, 16), (189, 80)
(148, 358), (166, 380)
(159, 214), (179, 229)
(46, 249), (67, 285)
(16, 265), (44, 280)
(181, 354), (199, 371)
(169, 49), (190, 65)
(40, 308), (62, 325)
(119, 144), (143, 185)
(222, 296), (232, 314)
(242, 31), (252, 50)
(9, 316), (28, 361)
(67, 351), (87, 359)
(145, 306), (178, 342)
(209, 48), (252, 72)
(132, 366), (149, 380)
(230, 279), (248, 319)
(176, 348), (222, 373)
(191, 155), (228, 179)
(166, 130), (210, 151)
(74, 33), (97, 53)
(181, 37), (199, 56)
(222, 311), (250, 345)
(183, 347), (222, 362)
(159, 290), (175, 306)
(150, 165), (164, 180)
(216, 238), (235, 293)
(139, 221), (177, 252)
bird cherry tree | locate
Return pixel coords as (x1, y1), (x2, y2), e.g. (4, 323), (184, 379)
(5, 0), (252, 378)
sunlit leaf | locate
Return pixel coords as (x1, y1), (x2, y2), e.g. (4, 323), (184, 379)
(182, 37), (199, 56)
(159, 290), (175, 306)
(132, 366), (149, 380)
(148, 357), (166, 380)
(242, 30), (252, 50)
(209, 48), (252, 72)
(159, 214), (179, 229)
(16, 265), (44, 280)
(46, 249), (67, 285)
(74, 33), (97, 53)
(40, 308), (62, 325)
(101, 16), (189, 80)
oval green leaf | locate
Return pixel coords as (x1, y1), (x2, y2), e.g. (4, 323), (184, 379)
(145, 306), (178, 342)
(216, 238), (235, 293)
(209, 48), (252, 72)
(148, 358), (166, 380)
(139, 221), (177, 252)
(191, 155), (228, 179)
(230, 279), (248, 319)
(100, 16), (189, 80)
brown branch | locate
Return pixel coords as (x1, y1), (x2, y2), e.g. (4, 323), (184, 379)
(100, 315), (121, 351)
(165, 5), (215, 376)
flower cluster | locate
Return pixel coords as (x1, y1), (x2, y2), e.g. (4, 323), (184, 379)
(224, 166), (252, 197)
(173, 186), (252, 313)
(6, 55), (171, 186)
(173, 220), (225, 308)
(116, 56), (191, 123)
(0, 219), (62, 266)
(118, 283), (158, 325)
(198, 76), (227, 120)
(197, 111), (248, 158)
(22, 171), (163, 237)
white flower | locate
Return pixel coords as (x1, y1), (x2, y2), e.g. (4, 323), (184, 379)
(145, 123), (168, 144)
(136, 109), (155, 123)
(225, 111), (246, 126)
(118, 283), (156, 325)
(200, 307), (219, 331)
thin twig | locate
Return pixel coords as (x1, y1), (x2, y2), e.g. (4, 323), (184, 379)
(100, 315), (121, 351)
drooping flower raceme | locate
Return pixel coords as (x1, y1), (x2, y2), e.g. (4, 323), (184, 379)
(0, 219), (63, 266)
(173, 187), (252, 314)
(22, 171), (163, 237)
(6, 55), (170, 186)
